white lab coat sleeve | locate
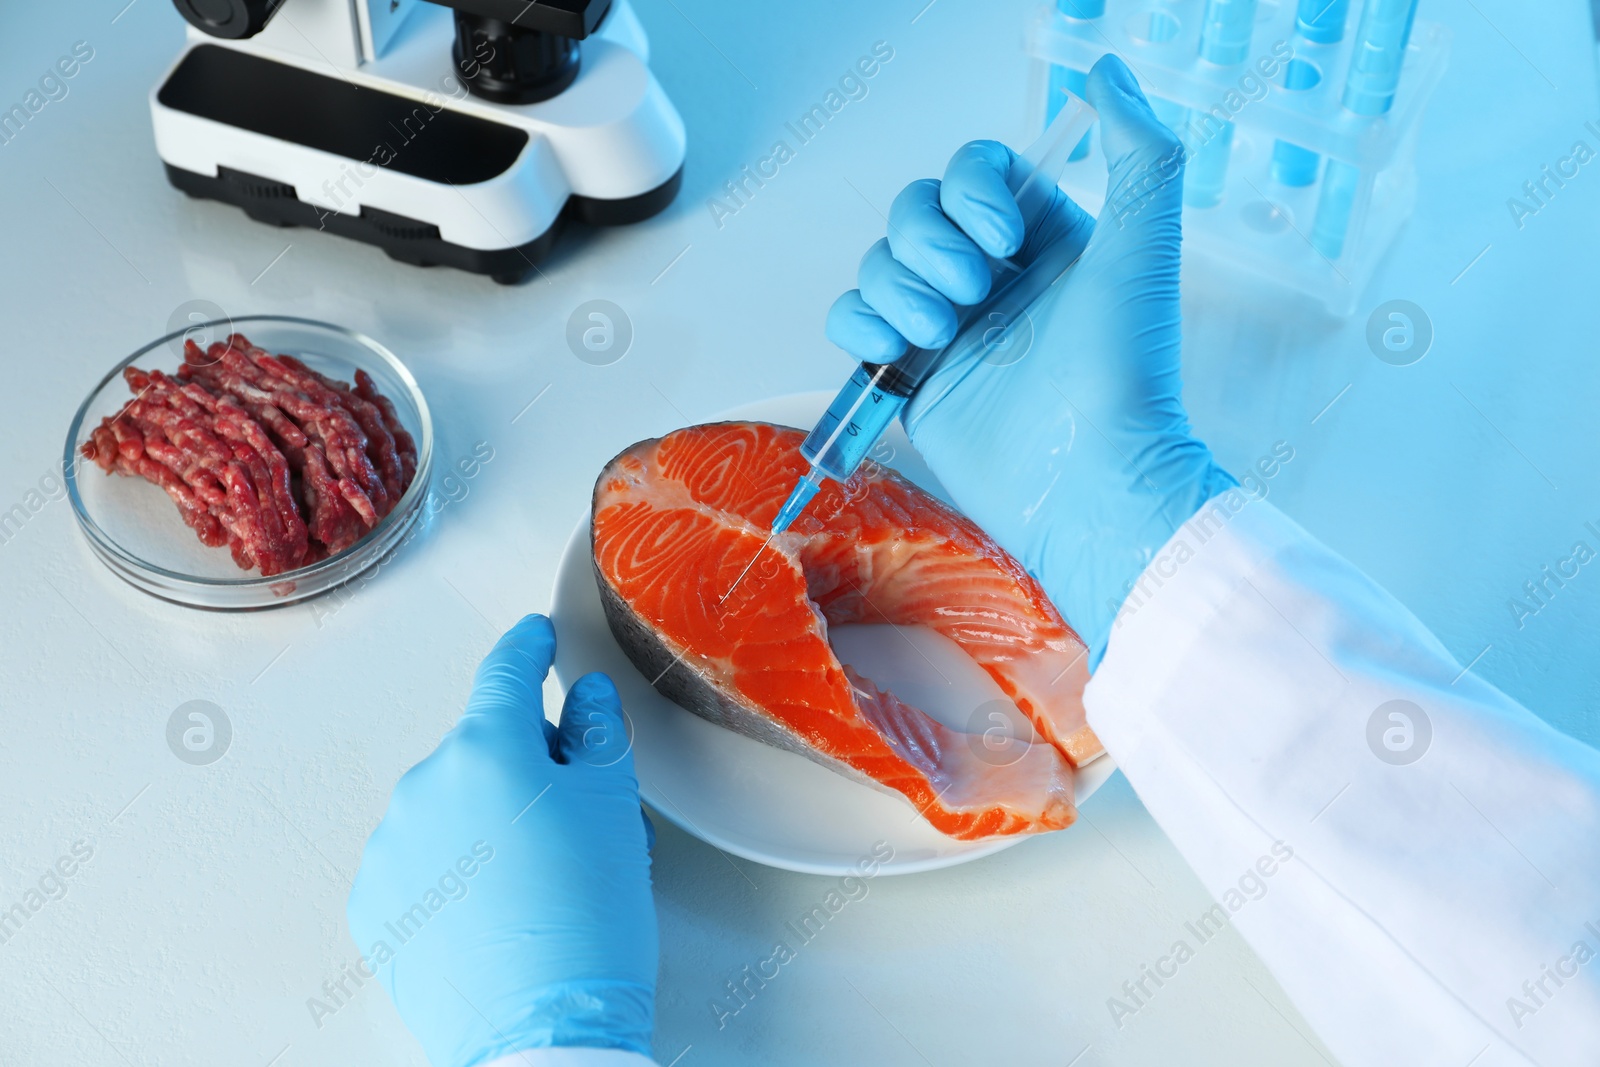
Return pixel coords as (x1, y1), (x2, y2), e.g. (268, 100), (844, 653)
(1084, 497), (1600, 1067)
(485, 1050), (657, 1067)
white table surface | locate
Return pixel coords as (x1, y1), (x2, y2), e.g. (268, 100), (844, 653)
(2, 1), (1597, 1065)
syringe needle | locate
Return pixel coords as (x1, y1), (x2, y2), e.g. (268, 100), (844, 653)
(720, 532), (775, 606)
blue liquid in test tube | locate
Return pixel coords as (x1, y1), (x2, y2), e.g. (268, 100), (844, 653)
(1313, 0), (1418, 258)
(1046, 0), (1103, 161)
(1269, 141), (1321, 187)
(1296, 0), (1350, 42)
(1272, 1), (1350, 185)
(1342, 0), (1419, 116)
(1198, 0), (1259, 65)
(1311, 158), (1360, 257)
(1185, 0), (1257, 206)
(1270, 57), (1327, 186)
(1185, 118), (1235, 207)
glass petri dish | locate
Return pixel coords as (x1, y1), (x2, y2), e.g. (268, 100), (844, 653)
(64, 316), (433, 610)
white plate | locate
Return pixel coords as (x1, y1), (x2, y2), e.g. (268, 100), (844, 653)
(549, 392), (1114, 876)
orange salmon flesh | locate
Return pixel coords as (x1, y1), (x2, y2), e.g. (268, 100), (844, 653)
(591, 422), (1101, 840)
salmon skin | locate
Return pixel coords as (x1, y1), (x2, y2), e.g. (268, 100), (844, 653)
(591, 421), (1101, 841)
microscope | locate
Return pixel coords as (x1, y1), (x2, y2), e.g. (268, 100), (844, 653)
(150, 0), (686, 283)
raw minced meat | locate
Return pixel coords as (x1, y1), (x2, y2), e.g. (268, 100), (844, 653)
(82, 333), (418, 577)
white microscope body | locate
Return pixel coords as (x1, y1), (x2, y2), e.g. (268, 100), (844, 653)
(150, 0), (686, 282)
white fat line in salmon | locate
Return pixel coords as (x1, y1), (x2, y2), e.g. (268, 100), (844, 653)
(1106, 840), (1295, 1029)
(720, 531), (778, 605)
(709, 841), (895, 1030)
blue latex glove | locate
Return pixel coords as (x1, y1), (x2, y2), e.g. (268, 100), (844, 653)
(825, 55), (1236, 662)
(348, 615), (657, 1067)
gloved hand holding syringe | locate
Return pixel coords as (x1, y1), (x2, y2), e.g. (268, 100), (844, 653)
(766, 91), (1100, 538)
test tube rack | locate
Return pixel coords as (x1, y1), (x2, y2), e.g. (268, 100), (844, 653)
(1025, 1), (1449, 316)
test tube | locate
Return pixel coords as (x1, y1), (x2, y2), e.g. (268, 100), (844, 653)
(1342, 0), (1419, 116)
(1313, 0), (1417, 258)
(1045, 0), (1103, 159)
(1198, 0), (1259, 65)
(1186, 0), (1258, 206)
(1310, 158), (1360, 257)
(1270, 58), (1326, 186)
(1271, 0), (1349, 185)
(1184, 118), (1235, 208)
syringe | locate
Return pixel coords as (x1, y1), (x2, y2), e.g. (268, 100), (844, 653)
(768, 92), (1099, 538)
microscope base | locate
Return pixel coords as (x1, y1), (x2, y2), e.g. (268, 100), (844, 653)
(165, 162), (682, 284)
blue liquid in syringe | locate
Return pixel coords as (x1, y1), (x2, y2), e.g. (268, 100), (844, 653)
(801, 364), (910, 481)
(769, 362), (914, 535)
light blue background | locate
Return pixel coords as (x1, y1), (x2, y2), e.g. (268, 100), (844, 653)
(0, 1), (1594, 1065)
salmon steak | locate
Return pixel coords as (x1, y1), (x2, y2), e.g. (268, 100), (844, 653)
(591, 421), (1101, 840)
